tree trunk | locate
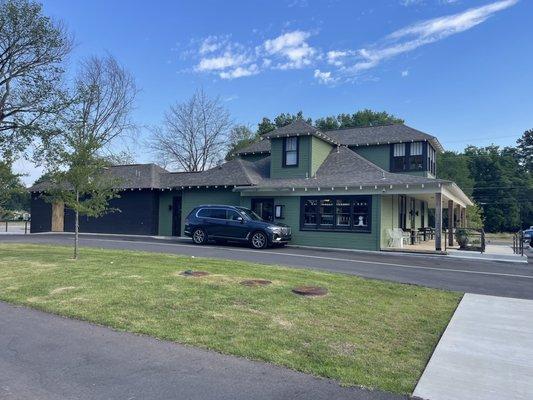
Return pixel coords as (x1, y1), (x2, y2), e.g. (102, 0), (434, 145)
(74, 191), (79, 260)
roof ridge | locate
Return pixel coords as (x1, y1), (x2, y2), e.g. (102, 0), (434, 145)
(323, 122), (401, 132)
(234, 157), (255, 185)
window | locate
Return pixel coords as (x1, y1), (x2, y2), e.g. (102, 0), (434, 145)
(227, 210), (242, 221)
(197, 208), (226, 219)
(427, 145), (436, 175)
(300, 196), (371, 232)
(319, 198), (334, 228)
(283, 137), (298, 167)
(391, 142), (430, 172)
(392, 143), (406, 171)
(303, 199), (318, 226)
(409, 142), (424, 170)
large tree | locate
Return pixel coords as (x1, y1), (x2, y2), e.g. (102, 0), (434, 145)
(148, 89), (232, 172)
(315, 109), (404, 131)
(43, 55), (137, 259)
(0, 0), (72, 158)
(0, 160), (23, 217)
(517, 129), (533, 173)
(225, 125), (257, 161)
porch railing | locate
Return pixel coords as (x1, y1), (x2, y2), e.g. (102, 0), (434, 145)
(512, 230), (524, 256)
(447, 228), (485, 253)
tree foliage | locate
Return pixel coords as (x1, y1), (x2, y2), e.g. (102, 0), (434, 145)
(225, 125), (257, 161)
(438, 142), (533, 232)
(0, 0), (72, 158)
(0, 160), (25, 216)
(315, 109), (404, 131)
(42, 55), (137, 259)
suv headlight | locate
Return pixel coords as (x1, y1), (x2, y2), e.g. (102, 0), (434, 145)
(267, 226), (282, 233)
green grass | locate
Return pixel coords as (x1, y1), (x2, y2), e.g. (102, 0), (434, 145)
(0, 243), (460, 394)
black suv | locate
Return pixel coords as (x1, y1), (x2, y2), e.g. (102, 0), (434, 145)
(184, 205), (291, 249)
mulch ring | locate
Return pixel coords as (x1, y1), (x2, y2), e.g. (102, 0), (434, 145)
(292, 286), (328, 297)
(180, 270), (210, 277)
(240, 279), (272, 287)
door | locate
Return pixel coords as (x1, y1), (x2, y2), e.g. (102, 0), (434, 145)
(224, 209), (249, 239)
(171, 196), (182, 236)
(251, 198), (274, 221)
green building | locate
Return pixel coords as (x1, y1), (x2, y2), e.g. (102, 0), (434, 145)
(30, 120), (472, 252)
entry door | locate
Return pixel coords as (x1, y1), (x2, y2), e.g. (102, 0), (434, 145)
(51, 202), (64, 232)
(172, 196), (182, 236)
(251, 198), (274, 221)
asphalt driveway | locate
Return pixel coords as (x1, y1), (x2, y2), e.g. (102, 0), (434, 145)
(2, 233), (532, 299)
(0, 301), (401, 400)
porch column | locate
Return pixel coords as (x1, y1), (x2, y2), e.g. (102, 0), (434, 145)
(435, 192), (442, 251)
(448, 200), (454, 246)
(459, 207), (465, 228)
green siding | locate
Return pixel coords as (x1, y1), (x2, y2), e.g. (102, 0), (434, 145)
(158, 190), (180, 236)
(247, 194), (381, 251)
(270, 136), (311, 179)
(180, 188), (241, 234)
(352, 144), (390, 170)
(310, 136), (333, 177)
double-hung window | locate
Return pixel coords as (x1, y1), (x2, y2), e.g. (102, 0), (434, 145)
(300, 196), (372, 232)
(391, 141), (430, 172)
(392, 143), (406, 171)
(409, 142), (424, 170)
(283, 137), (298, 167)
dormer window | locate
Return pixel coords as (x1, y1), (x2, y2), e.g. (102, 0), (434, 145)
(283, 136), (298, 167)
(391, 141), (432, 172)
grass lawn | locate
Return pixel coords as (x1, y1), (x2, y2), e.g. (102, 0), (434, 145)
(0, 243), (460, 394)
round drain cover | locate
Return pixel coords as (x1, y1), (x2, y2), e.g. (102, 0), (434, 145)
(292, 286), (328, 296)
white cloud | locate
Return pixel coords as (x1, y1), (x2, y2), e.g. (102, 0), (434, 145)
(219, 64), (259, 79)
(401, 70), (409, 77)
(313, 69), (335, 84)
(349, 0), (517, 73)
(327, 50), (349, 66)
(199, 36), (225, 55)
(196, 52), (249, 71)
(264, 31), (316, 69)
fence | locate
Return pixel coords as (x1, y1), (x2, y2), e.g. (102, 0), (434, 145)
(0, 220), (30, 234)
(445, 227), (485, 253)
(512, 231), (524, 256)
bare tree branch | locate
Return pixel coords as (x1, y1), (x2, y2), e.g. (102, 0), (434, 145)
(148, 89), (232, 172)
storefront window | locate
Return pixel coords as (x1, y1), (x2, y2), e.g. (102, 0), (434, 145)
(301, 196), (371, 232)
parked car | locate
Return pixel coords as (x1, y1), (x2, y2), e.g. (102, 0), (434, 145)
(184, 205), (292, 249)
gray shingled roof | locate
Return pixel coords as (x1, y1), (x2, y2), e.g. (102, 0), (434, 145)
(237, 122), (443, 155)
(238, 146), (448, 189)
(29, 163), (168, 192)
(261, 119), (340, 145)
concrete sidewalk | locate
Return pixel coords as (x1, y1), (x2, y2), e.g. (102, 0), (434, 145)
(413, 293), (533, 400)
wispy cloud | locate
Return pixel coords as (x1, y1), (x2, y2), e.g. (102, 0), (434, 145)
(346, 0), (517, 74)
(186, 0), (517, 83)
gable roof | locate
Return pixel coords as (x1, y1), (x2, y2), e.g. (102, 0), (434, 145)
(260, 119), (340, 146)
(237, 122), (443, 155)
(239, 146), (448, 189)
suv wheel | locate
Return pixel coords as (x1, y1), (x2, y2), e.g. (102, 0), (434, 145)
(250, 231), (268, 249)
(192, 228), (207, 245)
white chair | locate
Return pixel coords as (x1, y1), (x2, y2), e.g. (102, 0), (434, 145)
(393, 228), (410, 246)
(387, 229), (404, 248)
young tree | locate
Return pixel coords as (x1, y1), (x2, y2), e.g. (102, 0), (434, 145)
(0, 0), (72, 158)
(0, 160), (23, 217)
(42, 55), (137, 259)
(148, 89), (231, 172)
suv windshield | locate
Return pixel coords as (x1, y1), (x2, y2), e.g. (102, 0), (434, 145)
(238, 208), (263, 221)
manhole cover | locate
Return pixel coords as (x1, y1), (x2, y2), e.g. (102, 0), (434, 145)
(180, 270), (209, 277)
(240, 279), (272, 287)
(292, 286), (328, 296)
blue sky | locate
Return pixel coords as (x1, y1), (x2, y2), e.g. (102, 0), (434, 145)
(15, 0), (533, 183)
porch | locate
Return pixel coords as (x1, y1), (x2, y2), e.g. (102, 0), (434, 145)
(380, 184), (472, 253)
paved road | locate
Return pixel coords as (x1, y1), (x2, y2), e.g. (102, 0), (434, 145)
(0, 302), (401, 400)
(2, 233), (532, 299)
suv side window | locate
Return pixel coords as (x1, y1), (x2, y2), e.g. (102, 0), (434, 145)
(227, 210), (242, 221)
(197, 208), (226, 219)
